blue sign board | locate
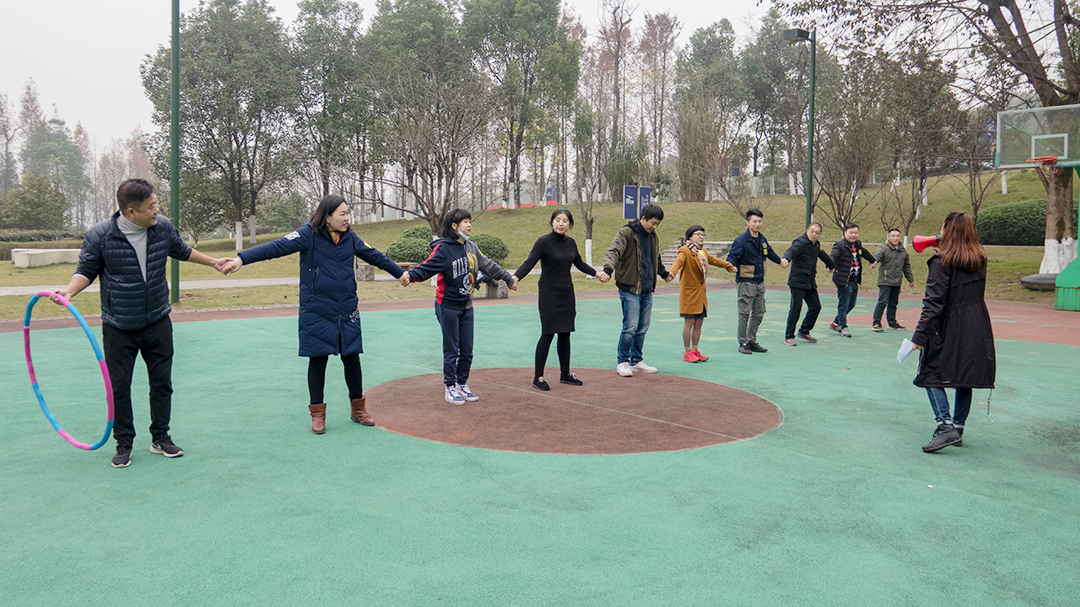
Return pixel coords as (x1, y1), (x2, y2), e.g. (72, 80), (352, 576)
(623, 185), (638, 219)
(639, 186), (651, 209)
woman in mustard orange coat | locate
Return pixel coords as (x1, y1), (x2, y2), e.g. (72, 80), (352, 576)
(669, 225), (736, 362)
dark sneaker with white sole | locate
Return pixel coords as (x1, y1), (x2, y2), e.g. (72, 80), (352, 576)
(112, 445), (132, 468)
(150, 437), (184, 458)
(922, 424), (961, 453)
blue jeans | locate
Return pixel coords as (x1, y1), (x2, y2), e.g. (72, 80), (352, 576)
(617, 290), (652, 365)
(834, 281), (859, 328)
(926, 387), (972, 426)
(435, 304), (474, 386)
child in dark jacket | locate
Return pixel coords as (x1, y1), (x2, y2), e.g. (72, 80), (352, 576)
(402, 209), (518, 405)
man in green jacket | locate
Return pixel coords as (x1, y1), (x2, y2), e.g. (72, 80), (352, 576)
(872, 228), (916, 331)
(603, 204), (673, 377)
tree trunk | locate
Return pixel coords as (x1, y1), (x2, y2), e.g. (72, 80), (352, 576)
(1041, 168), (1079, 273)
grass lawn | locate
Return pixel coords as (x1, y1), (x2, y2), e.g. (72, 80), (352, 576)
(0, 168), (1062, 319)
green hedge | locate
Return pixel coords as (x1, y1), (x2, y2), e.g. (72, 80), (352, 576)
(0, 229), (84, 243)
(402, 225), (435, 241)
(0, 239), (84, 261)
(471, 233), (508, 263)
(977, 198), (1077, 245)
(385, 238), (432, 263)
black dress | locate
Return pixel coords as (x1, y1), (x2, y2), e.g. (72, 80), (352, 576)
(514, 231), (597, 334)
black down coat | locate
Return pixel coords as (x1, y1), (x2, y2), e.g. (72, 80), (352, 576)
(783, 234), (835, 290)
(912, 254), (996, 389)
(75, 212), (192, 331)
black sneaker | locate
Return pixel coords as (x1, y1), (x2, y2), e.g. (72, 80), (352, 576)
(560, 373), (583, 386)
(111, 445), (132, 468)
(150, 437), (184, 458)
(738, 343), (752, 355)
(922, 424), (961, 453)
(872, 323), (884, 332)
(956, 427), (964, 447)
(747, 341), (768, 353)
(889, 323), (906, 330)
(797, 332), (817, 343)
(532, 377), (550, 391)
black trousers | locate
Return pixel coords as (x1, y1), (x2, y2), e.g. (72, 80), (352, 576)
(535, 332), (571, 378)
(786, 287), (822, 339)
(102, 316), (174, 447)
(873, 285), (901, 326)
(307, 353), (363, 404)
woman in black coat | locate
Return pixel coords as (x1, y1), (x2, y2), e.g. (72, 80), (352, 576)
(912, 212), (995, 453)
(514, 210), (609, 390)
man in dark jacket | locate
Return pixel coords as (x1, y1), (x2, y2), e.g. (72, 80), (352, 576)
(829, 223), (877, 338)
(53, 179), (227, 468)
(781, 222), (835, 346)
(726, 208), (787, 354)
(603, 204), (673, 377)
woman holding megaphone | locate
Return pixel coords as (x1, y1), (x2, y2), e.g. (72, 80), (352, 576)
(911, 212), (996, 453)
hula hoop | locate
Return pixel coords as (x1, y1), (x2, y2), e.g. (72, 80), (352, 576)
(24, 291), (114, 450)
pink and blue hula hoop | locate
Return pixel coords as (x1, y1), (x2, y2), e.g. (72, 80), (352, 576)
(24, 291), (114, 450)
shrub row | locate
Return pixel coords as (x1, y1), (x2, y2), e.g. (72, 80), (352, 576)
(383, 232), (509, 265)
(0, 229), (84, 243)
(977, 198), (1077, 245)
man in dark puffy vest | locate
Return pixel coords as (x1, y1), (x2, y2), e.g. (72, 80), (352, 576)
(53, 179), (227, 468)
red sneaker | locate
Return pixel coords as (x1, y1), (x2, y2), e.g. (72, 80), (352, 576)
(692, 350), (708, 361)
(682, 351), (699, 363)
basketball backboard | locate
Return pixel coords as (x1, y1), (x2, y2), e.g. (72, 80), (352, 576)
(996, 104), (1080, 168)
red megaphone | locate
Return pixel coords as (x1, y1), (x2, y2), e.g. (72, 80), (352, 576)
(913, 234), (940, 253)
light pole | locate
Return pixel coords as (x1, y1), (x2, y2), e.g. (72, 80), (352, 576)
(783, 28), (815, 229)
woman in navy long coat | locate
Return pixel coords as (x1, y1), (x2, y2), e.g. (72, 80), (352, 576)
(224, 195), (404, 434)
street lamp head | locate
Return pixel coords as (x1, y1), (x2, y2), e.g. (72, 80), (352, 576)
(783, 28), (811, 43)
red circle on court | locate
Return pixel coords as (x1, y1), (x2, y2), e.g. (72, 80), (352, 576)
(365, 368), (782, 454)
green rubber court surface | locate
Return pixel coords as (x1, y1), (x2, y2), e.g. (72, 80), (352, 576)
(2, 289), (1077, 606)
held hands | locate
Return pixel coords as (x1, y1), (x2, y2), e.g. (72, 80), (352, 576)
(213, 257), (231, 274)
(508, 276), (519, 291)
(664, 273), (675, 282)
(870, 261), (879, 269)
(399, 273), (412, 287)
(780, 258), (789, 269)
(727, 266), (737, 274)
(219, 258), (243, 275)
(595, 270), (610, 283)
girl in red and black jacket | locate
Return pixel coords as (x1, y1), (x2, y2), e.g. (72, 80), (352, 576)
(402, 209), (518, 405)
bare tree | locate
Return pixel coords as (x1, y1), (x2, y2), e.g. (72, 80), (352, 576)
(599, 0), (635, 145)
(638, 13), (681, 169)
(775, 0), (1080, 272)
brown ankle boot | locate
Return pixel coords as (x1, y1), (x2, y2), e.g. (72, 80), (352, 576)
(350, 396), (375, 426)
(308, 403), (326, 434)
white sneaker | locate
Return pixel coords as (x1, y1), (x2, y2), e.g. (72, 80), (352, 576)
(444, 385), (465, 405)
(456, 383), (479, 402)
(616, 362), (634, 377)
(631, 361), (658, 374)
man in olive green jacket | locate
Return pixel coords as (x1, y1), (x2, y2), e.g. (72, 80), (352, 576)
(872, 228), (915, 331)
(603, 204), (673, 377)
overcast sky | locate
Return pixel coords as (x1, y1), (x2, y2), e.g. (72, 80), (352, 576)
(0, 0), (773, 150)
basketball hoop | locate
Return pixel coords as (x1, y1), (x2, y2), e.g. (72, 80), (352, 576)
(1026, 156), (1059, 166)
